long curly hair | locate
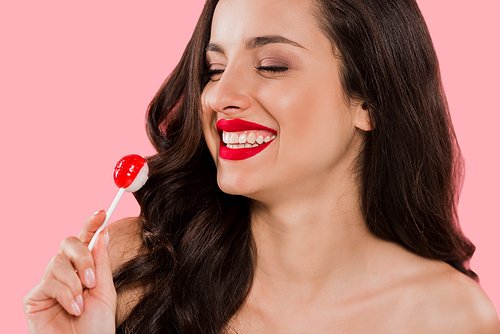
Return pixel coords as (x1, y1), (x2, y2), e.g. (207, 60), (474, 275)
(113, 0), (476, 332)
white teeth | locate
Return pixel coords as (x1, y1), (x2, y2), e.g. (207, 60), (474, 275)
(264, 135), (276, 143)
(247, 132), (256, 144)
(230, 133), (239, 144)
(239, 134), (247, 144)
(222, 131), (276, 148)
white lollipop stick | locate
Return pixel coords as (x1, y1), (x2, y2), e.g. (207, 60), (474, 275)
(88, 187), (125, 251)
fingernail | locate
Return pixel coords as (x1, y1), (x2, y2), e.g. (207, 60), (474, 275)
(92, 210), (100, 217)
(71, 295), (83, 316)
(104, 228), (110, 248)
(75, 294), (84, 313)
(83, 268), (96, 288)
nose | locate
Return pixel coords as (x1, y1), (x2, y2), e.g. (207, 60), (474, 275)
(204, 63), (252, 115)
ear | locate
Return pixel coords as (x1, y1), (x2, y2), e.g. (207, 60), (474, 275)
(353, 102), (373, 131)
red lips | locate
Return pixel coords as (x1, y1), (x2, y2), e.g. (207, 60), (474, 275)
(216, 119), (276, 161)
(216, 119), (276, 132)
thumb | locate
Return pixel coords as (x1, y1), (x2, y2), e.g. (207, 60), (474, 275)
(78, 210), (106, 244)
(91, 228), (116, 299)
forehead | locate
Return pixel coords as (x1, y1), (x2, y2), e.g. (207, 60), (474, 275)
(210, 0), (320, 47)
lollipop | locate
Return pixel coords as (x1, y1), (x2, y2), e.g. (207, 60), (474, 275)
(88, 154), (149, 250)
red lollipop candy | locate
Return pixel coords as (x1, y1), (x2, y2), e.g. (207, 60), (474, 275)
(113, 154), (149, 191)
(88, 154), (149, 250)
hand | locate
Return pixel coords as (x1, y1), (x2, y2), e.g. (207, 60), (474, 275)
(23, 211), (117, 334)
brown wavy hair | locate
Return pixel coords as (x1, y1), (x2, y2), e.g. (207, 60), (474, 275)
(113, 0), (476, 332)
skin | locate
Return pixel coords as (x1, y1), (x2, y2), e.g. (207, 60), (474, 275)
(24, 0), (500, 332)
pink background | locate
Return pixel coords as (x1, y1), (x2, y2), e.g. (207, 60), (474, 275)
(1, 0), (498, 332)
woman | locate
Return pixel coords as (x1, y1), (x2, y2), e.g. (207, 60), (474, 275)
(23, 0), (500, 333)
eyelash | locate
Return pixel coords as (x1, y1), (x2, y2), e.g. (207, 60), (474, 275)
(206, 69), (224, 76)
(205, 65), (289, 80)
(254, 65), (289, 73)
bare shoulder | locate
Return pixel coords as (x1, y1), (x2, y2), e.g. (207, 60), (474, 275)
(403, 260), (500, 333)
(107, 216), (143, 271)
(106, 217), (145, 325)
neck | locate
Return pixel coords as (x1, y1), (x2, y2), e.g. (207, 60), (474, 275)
(248, 182), (378, 302)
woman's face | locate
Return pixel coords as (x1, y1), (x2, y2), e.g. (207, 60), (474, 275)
(201, 0), (369, 203)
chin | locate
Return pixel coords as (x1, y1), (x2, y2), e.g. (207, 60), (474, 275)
(216, 171), (260, 198)
(217, 176), (248, 196)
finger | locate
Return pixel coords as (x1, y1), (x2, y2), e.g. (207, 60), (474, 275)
(92, 229), (116, 299)
(45, 253), (84, 298)
(78, 210), (106, 244)
(59, 236), (96, 288)
(26, 278), (85, 316)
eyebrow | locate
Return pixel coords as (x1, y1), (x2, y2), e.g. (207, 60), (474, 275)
(205, 35), (306, 54)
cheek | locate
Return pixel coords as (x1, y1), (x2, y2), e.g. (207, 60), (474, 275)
(272, 87), (347, 143)
(266, 80), (354, 169)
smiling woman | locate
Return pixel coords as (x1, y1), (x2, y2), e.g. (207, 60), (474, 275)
(23, 0), (500, 333)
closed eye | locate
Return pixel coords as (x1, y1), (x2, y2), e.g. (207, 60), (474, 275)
(205, 65), (289, 81)
(207, 69), (225, 76)
(254, 65), (289, 73)
(205, 68), (225, 81)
